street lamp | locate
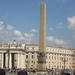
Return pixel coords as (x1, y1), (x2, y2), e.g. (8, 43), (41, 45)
(61, 56), (68, 72)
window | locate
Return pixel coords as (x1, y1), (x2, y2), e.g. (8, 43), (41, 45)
(73, 58), (74, 61)
(31, 61), (33, 63)
(26, 55), (28, 59)
(52, 56), (53, 60)
(73, 66), (74, 68)
(32, 47), (34, 49)
(60, 57), (62, 60)
(67, 58), (68, 61)
(55, 57), (56, 60)
(57, 57), (59, 60)
(26, 60), (28, 63)
(69, 58), (70, 61)
(26, 52), (28, 54)
(32, 52), (33, 54)
(32, 55), (33, 59)
(49, 56), (50, 59)
(27, 47), (29, 49)
(26, 65), (27, 67)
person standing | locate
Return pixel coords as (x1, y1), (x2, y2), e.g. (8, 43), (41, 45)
(0, 69), (6, 75)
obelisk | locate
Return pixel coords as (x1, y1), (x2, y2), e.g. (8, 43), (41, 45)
(38, 1), (46, 71)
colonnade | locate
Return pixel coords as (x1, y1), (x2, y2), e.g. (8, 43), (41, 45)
(0, 53), (20, 69)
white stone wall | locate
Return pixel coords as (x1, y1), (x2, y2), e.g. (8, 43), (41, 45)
(0, 43), (75, 70)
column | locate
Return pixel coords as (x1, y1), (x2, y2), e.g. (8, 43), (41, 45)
(17, 53), (19, 68)
(34, 53), (37, 68)
(5, 54), (8, 68)
(9, 53), (12, 69)
(1, 53), (4, 68)
(28, 53), (31, 68)
(20, 53), (24, 68)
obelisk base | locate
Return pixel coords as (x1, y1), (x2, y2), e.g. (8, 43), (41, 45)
(38, 56), (47, 72)
(38, 63), (47, 72)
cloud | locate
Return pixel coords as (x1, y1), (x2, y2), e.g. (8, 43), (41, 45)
(16, 36), (25, 41)
(13, 33), (34, 43)
(2, 13), (8, 18)
(46, 36), (72, 48)
(0, 21), (4, 31)
(73, 32), (75, 39)
(46, 36), (67, 45)
(0, 21), (3, 25)
(73, 35), (75, 38)
(46, 36), (54, 42)
(31, 29), (37, 32)
(6, 24), (14, 30)
(56, 23), (62, 28)
(54, 39), (65, 44)
(0, 21), (35, 43)
(14, 30), (22, 36)
(67, 16), (75, 30)
(25, 42), (31, 44)
(5, 31), (12, 36)
(24, 33), (34, 38)
(49, 27), (53, 31)
(62, 0), (68, 2)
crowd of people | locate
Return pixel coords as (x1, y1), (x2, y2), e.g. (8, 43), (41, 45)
(0, 67), (75, 75)
(0, 68), (28, 75)
(46, 68), (75, 75)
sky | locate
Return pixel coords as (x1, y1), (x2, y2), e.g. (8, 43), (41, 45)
(0, 0), (75, 49)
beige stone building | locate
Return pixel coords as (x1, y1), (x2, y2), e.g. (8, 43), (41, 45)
(0, 40), (75, 70)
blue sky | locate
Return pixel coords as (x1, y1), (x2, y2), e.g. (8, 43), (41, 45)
(0, 0), (75, 48)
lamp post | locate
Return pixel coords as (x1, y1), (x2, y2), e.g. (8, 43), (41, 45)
(61, 56), (68, 72)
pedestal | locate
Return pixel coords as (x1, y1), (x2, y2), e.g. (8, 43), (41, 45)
(38, 56), (47, 72)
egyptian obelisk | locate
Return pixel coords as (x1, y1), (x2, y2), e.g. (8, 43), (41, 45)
(38, 1), (46, 71)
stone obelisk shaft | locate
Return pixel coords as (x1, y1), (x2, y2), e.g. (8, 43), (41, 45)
(39, 1), (46, 52)
(38, 1), (46, 71)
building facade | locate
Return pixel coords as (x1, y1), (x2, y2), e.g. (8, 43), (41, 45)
(0, 40), (75, 70)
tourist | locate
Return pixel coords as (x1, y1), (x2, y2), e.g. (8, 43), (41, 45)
(0, 69), (6, 75)
(17, 70), (28, 75)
